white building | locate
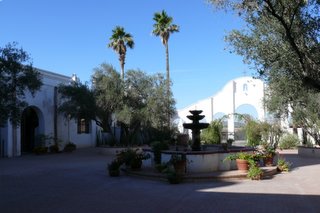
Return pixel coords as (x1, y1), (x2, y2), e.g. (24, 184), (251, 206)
(176, 76), (266, 140)
(0, 69), (97, 157)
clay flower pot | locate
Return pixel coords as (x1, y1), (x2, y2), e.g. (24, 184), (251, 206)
(236, 159), (250, 171)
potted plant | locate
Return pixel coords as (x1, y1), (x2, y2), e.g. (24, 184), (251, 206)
(116, 148), (150, 170)
(225, 152), (256, 171)
(64, 142), (77, 152)
(107, 159), (122, 177)
(261, 145), (276, 166)
(247, 165), (263, 180)
(169, 153), (187, 174)
(227, 138), (234, 148)
(277, 158), (291, 172)
(164, 168), (183, 184)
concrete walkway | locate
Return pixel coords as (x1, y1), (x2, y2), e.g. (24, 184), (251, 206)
(1, 148), (320, 213)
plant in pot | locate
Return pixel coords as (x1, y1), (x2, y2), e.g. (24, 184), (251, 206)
(261, 145), (276, 166)
(107, 159), (122, 177)
(116, 148), (150, 170)
(247, 164), (263, 180)
(277, 158), (291, 172)
(64, 142), (77, 152)
(225, 152), (255, 171)
(169, 153), (187, 174)
(164, 167), (183, 184)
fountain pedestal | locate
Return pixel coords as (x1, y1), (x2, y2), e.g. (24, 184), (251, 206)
(183, 110), (209, 151)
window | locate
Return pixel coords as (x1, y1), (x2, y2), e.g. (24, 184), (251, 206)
(243, 83), (248, 92)
(77, 118), (90, 134)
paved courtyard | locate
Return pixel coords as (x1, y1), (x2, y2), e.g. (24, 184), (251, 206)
(1, 148), (320, 213)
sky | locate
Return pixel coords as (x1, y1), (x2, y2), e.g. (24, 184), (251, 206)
(0, 0), (250, 109)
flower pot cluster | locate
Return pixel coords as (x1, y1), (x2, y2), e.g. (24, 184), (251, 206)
(107, 148), (150, 177)
(224, 149), (276, 180)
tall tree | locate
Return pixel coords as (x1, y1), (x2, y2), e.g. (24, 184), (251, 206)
(152, 10), (179, 94)
(208, 0), (320, 143)
(108, 26), (134, 80)
(208, 0), (320, 90)
(58, 64), (123, 133)
(116, 70), (176, 144)
(0, 42), (42, 126)
(91, 63), (123, 132)
(58, 81), (96, 125)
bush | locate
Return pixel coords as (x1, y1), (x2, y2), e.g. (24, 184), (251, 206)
(279, 133), (299, 149)
(247, 165), (263, 180)
(151, 141), (169, 164)
(277, 158), (291, 172)
(201, 120), (222, 144)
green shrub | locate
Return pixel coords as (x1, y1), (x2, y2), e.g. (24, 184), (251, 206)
(247, 165), (263, 180)
(201, 120), (223, 144)
(245, 120), (262, 147)
(277, 158), (291, 172)
(151, 141), (169, 164)
(279, 133), (299, 149)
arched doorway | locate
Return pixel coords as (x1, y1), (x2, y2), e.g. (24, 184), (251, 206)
(21, 107), (39, 153)
(234, 104), (259, 140)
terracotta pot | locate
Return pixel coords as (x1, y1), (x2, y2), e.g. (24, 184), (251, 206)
(130, 159), (142, 170)
(173, 161), (186, 174)
(263, 156), (274, 167)
(236, 159), (249, 171)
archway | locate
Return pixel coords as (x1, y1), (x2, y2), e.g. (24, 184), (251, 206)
(234, 104), (259, 140)
(21, 107), (40, 153)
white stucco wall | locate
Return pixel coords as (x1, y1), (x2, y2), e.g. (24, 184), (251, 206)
(0, 69), (97, 157)
(177, 76), (266, 138)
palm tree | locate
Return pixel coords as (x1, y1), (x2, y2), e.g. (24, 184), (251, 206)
(152, 10), (179, 93)
(108, 26), (134, 80)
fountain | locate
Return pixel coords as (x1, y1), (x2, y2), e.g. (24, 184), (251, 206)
(183, 110), (209, 151)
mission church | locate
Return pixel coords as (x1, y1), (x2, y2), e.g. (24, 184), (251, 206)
(1, 69), (296, 158)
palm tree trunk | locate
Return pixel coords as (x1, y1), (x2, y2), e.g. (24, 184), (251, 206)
(119, 54), (125, 80)
(165, 42), (170, 93)
(165, 43), (170, 128)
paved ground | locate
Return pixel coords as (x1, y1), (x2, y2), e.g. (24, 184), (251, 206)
(1, 148), (320, 213)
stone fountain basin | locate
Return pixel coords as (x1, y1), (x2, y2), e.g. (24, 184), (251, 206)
(183, 123), (209, 129)
(144, 147), (254, 173)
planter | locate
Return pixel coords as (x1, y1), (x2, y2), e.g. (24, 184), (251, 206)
(130, 159), (142, 170)
(167, 172), (183, 184)
(108, 169), (120, 177)
(236, 159), (249, 171)
(263, 156), (274, 167)
(173, 161), (186, 174)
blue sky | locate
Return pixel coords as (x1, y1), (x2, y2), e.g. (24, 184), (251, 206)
(0, 0), (250, 109)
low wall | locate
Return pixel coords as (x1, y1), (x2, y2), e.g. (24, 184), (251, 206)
(298, 146), (320, 158)
(159, 149), (253, 173)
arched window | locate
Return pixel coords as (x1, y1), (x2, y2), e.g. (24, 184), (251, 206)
(77, 118), (90, 134)
(243, 83), (248, 92)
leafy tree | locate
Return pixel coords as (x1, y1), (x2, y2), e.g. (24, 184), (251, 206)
(108, 26), (134, 80)
(116, 69), (176, 144)
(201, 120), (223, 144)
(152, 10), (179, 95)
(0, 42), (42, 126)
(58, 64), (123, 133)
(208, 0), (319, 88)
(208, 0), (320, 143)
(91, 63), (124, 132)
(58, 80), (96, 125)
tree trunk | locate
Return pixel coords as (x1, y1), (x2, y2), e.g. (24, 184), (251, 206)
(120, 54), (125, 80)
(165, 43), (170, 128)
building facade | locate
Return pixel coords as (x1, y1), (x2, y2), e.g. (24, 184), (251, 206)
(176, 76), (266, 140)
(0, 69), (97, 157)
